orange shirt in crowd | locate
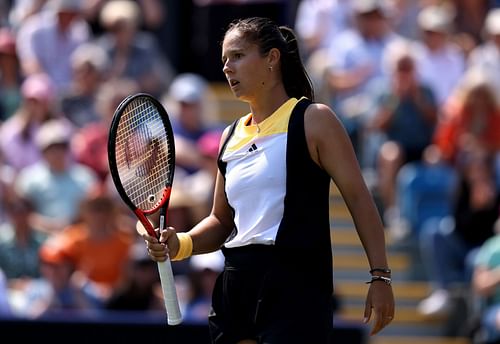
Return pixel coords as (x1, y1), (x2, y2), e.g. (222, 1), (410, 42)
(433, 101), (500, 162)
(58, 223), (133, 288)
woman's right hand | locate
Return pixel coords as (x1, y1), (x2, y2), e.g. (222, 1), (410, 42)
(142, 226), (180, 262)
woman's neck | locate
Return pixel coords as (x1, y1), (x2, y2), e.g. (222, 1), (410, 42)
(249, 87), (290, 123)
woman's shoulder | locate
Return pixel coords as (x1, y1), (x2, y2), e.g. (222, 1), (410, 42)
(304, 101), (338, 122)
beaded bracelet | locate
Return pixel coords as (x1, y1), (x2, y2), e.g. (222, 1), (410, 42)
(366, 275), (392, 285)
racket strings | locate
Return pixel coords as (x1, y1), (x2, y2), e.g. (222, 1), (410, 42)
(115, 98), (174, 210)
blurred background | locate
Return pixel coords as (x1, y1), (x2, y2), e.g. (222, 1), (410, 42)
(0, 0), (500, 343)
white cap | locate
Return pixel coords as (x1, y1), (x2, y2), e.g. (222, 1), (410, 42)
(100, 0), (141, 28)
(168, 73), (208, 103)
(36, 120), (73, 151)
(189, 251), (224, 272)
(352, 0), (389, 16)
(418, 5), (454, 33)
(485, 8), (500, 36)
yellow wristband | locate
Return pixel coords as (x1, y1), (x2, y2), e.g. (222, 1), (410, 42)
(171, 232), (193, 261)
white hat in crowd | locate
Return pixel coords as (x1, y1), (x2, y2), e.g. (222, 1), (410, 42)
(352, 0), (390, 16)
(417, 5), (455, 33)
(36, 120), (73, 151)
(485, 8), (500, 36)
(100, 0), (141, 28)
(168, 73), (208, 104)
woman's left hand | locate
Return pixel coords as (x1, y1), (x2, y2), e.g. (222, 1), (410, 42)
(363, 281), (395, 336)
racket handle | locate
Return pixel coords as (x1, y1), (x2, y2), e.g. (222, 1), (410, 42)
(157, 258), (182, 325)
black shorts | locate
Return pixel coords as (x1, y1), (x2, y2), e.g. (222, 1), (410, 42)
(208, 245), (333, 344)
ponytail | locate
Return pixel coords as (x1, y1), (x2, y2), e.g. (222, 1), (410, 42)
(278, 26), (314, 101)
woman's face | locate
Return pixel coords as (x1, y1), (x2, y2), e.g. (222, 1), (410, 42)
(221, 30), (270, 103)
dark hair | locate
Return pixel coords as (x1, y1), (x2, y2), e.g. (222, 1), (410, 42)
(225, 17), (314, 101)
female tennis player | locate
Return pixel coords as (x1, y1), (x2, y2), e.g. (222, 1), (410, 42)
(143, 16), (395, 343)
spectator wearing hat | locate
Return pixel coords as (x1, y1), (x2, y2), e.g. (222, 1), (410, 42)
(53, 185), (134, 293)
(0, 27), (22, 121)
(15, 0), (91, 93)
(163, 73), (223, 177)
(369, 38), (438, 232)
(8, 233), (103, 318)
(0, 73), (60, 172)
(0, 195), (48, 280)
(59, 42), (110, 128)
(323, 0), (405, 159)
(468, 8), (500, 100)
(94, 0), (174, 98)
(414, 4), (466, 108)
(14, 119), (98, 233)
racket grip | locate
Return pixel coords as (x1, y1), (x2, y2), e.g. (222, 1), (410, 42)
(157, 258), (182, 325)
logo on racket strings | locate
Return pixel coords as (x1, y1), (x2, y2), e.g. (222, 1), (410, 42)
(124, 124), (160, 177)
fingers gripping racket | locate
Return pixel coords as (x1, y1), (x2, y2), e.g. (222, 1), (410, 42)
(107, 93), (182, 325)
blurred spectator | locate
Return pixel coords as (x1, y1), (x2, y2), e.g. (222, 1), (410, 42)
(0, 73), (59, 172)
(14, 118), (98, 233)
(452, 0), (491, 48)
(183, 250), (224, 324)
(9, 233), (103, 318)
(0, 195), (48, 279)
(60, 42), (110, 128)
(81, 0), (167, 36)
(418, 147), (500, 318)
(169, 128), (223, 232)
(467, 8), (500, 99)
(369, 39), (438, 226)
(414, 3), (466, 108)
(71, 77), (139, 182)
(105, 241), (163, 312)
(294, 0), (353, 60)
(95, 0), (174, 98)
(433, 67), (500, 165)
(55, 186), (134, 294)
(8, 0), (48, 30)
(15, 0), (91, 93)
(389, 0), (424, 40)
(324, 0), (405, 156)
(0, 27), (22, 121)
(471, 220), (500, 344)
(163, 73), (222, 176)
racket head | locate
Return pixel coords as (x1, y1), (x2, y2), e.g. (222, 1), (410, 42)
(108, 93), (175, 236)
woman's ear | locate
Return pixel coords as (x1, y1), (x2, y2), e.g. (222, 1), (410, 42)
(267, 47), (281, 69)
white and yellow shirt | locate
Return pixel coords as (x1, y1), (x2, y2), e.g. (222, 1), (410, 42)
(221, 97), (301, 248)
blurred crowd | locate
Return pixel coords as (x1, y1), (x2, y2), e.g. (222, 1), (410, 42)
(0, 0), (226, 325)
(296, 0), (500, 342)
(0, 0), (500, 342)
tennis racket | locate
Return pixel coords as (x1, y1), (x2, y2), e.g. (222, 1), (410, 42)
(107, 93), (182, 325)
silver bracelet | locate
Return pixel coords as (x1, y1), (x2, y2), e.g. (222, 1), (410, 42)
(366, 275), (392, 285)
